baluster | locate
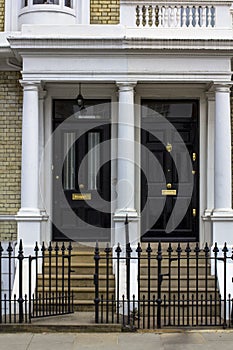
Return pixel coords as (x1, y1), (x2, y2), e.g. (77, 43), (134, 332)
(148, 5), (153, 27)
(154, 5), (159, 27)
(176, 6), (181, 28)
(212, 6), (216, 27)
(158, 6), (162, 27)
(136, 5), (140, 27)
(164, 6), (169, 27)
(182, 6), (187, 27)
(145, 5), (150, 27)
(139, 5), (143, 27)
(201, 6), (206, 28)
(142, 5), (146, 27)
(189, 6), (193, 27)
(170, 6), (175, 28)
(195, 6), (199, 27)
(207, 6), (212, 27)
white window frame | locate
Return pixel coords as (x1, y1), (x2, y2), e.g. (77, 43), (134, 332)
(5, 0), (90, 31)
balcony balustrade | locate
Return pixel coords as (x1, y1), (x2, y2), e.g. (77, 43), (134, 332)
(120, 0), (233, 38)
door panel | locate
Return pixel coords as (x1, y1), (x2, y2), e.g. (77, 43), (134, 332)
(52, 99), (111, 241)
(141, 100), (199, 241)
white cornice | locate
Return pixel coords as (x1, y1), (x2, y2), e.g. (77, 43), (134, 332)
(7, 37), (233, 53)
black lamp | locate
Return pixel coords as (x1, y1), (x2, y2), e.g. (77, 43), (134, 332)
(76, 83), (85, 110)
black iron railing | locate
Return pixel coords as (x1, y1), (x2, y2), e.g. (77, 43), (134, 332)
(94, 241), (233, 329)
(0, 240), (74, 324)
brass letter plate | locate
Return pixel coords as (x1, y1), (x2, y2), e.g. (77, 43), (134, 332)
(72, 193), (92, 200)
(162, 189), (177, 196)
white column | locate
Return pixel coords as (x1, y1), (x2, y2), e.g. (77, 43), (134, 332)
(214, 84), (232, 211)
(20, 82), (40, 213)
(211, 84), (233, 316)
(113, 82), (139, 311)
(116, 82), (136, 212)
(211, 83), (233, 247)
(17, 81), (45, 253)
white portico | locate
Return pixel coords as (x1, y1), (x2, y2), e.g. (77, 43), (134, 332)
(0, 0), (230, 256)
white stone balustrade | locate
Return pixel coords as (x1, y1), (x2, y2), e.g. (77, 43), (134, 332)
(121, 0), (233, 29)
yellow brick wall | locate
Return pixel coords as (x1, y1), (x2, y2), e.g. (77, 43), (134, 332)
(90, 0), (120, 24)
(0, 71), (22, 241)
(0, 0), (4, 32)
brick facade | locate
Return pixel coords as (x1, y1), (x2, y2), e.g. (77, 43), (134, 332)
(90, 0), (120, 24)
(0, 72), (22, 240)
(0, 0), (4, 32)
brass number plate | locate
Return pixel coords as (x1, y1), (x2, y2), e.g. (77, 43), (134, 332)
(72, 193), (92, 200)
(162, 190), (177, 196)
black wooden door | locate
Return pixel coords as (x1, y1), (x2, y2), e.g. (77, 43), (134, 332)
(141, 100), (199, 241)
(52, 100), (111, 241)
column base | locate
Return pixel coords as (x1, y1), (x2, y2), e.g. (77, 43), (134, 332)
(211, 209), (233, 245)
(16, 208), (49, 256)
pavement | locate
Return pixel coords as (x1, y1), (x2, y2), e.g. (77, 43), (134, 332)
(1, 330), (233, 350)
(1, 313), (233, 349)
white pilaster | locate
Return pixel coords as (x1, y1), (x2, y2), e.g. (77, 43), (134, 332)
(206, 91), (215, 212)
(77, 0), (90, 24)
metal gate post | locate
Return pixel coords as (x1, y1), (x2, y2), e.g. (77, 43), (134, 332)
(94, 242), (100, 323)
(18, 240), (24, 323)
(157, 242), (162, 329)
(222, 243), (228, 329)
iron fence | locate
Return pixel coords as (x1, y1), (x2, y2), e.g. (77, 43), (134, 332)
(94, 240), (233, 329)
(0, 240), (74, 324)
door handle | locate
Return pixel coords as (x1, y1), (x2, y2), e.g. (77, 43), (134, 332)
(166, 183), (172, 189)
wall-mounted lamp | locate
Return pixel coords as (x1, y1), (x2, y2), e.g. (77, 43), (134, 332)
(76, 83), (85, 110)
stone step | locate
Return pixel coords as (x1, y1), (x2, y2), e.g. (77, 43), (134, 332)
(36, 286), (115, 300)
(37, 274), (115, 288)
(139, 275), (216, 288)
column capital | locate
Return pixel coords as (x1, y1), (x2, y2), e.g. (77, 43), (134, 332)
(116, 81), (137, 92)
(213, 83), (232, 93)
(20, 80), (42, 91)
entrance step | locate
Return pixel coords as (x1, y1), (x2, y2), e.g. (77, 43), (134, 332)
(35, 246), (115, 312)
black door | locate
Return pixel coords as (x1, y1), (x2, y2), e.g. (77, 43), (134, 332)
(52, 100), (111, 241)
(141, 100), (199, 241)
